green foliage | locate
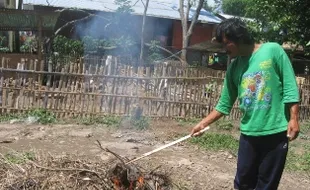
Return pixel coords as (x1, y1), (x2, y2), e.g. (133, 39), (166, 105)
(0, 113), (23, 122)
(147, 40), (164, 64)
(129, 116), (150, 130)
(222, 0), (250, 17)
(52, 35), (84, 57)
(190, 133), (239, 153)
(220, 0), (310, 52)
(246, 0), (310, 50)
(4, 151), (35, 164)
(0, 109), (56, 125)
(26, 109), (56, 124)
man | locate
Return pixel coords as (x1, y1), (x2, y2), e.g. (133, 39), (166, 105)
(190, 18), (300, 190)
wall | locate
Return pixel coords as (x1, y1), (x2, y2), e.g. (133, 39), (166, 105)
(171, 20), (216, 50)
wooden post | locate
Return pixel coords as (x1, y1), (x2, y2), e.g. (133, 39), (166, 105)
(38, 15), (43, 61)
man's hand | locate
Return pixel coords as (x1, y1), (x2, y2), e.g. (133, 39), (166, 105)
(287, 119), (299, 141)
(190, 122), (206, 137)
(190, 110), (224, 137)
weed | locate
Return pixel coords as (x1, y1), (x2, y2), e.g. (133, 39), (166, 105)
(130, 116), (150, 130)
(0, 109), (56, 124)
(190, 133), (239, 153)
(176, 118), (201, 127)
(4, 151), (35, 164)
(26, 109), (56, 124)
(77, 115), (121, 127)
(215, 119), (234, 131)
(0, 113), (22, 122)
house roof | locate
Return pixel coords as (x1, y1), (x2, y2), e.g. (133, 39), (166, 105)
(217, 13), (255, 22)
(0, 8), (59, 31)
(23, 0), (222, 24)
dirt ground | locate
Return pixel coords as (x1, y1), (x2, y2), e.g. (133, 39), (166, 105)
(0, 119), (309, 190)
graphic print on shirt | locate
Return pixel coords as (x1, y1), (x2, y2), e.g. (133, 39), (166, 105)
(240, 70), (272, 111)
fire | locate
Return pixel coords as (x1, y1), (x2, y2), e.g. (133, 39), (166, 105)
(112, 177), (121, 190)
(138, 176), (144, 187)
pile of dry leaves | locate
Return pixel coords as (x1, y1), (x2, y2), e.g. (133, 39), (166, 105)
(0, 142), (172, 190)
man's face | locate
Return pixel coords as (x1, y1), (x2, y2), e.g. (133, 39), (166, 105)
(222, 37), (239, 58)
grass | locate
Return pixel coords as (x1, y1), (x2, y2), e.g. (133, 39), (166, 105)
(190, 133), (239, 154)
(0, 109), (56, 125)
(76, 115), (122, 127)
(0, 109), (150, 130)
(2, 151), (36, 164)
(190, 121), (310, 174)
(176, 117), (201, 127)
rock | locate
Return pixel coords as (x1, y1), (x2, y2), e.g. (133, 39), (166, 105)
(228, 155), (233, 159)
(126, 138), (138, 143)
(210, 155), (217, 159)
(86, 133), (93, 138)
(111, 133), (123, 138)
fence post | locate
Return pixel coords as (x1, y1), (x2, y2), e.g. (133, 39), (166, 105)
(0, 58), (3, 114)
(43, 59), (52, 109)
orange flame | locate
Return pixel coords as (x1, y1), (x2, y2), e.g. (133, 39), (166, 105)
(138, 176), (144, 188)
(112, 177), (121, 190)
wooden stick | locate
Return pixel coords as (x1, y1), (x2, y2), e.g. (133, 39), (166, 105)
(125, 126), (210, 164)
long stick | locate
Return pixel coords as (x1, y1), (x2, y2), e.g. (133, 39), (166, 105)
(125, 126), (210, 164)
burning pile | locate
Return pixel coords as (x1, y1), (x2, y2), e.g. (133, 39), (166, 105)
(0, 143), (172, 190)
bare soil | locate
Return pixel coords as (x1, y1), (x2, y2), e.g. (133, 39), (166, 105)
(0, 120), (309, 190)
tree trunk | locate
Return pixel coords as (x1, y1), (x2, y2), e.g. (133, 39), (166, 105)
(139, 0), (150, 65)
(178, 0), (205, 64)
(15, 0), (23, 53)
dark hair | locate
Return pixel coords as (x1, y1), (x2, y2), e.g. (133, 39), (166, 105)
(215, 18), (254, 45)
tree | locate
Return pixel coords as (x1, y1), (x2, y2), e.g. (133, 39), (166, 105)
(178, 0), (205, 63)
(221, 0), (249, 17)
(245, 0), (310, 53)
(140, 0), (150, 65)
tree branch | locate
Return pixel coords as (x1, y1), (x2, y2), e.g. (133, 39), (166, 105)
(179, 0), (185, 26)
(186, 0), (191, 25)
(144, 43), (183, 63)
(187, 0), (204, 38)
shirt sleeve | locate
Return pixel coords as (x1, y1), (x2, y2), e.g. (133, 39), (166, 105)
(215, 65), (238, 115)
(275, 44), (300, 103)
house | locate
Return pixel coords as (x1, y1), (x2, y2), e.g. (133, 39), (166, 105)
(20, 0), (223, 63)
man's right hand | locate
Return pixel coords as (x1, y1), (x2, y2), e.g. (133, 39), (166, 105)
(190, 110), (224, 137)
(190, 122), (207, 137)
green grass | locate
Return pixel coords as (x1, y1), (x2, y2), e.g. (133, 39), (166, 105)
(190, 133), (239, 154)
(3, 151), (36, 164)
(286, 141), (310, 173)
(176, 118), (201, 126)
(214, 119), (235, 131)
(0, 109), (56, 124)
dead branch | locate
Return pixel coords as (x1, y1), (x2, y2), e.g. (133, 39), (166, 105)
(30, 160), (101, 178)
(45, 9), (110, 45)
(96, 140), (127, 164)
(144, 43), (184, 63)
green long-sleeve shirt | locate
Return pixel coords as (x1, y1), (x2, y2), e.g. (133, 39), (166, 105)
(215, 42), (300, 136)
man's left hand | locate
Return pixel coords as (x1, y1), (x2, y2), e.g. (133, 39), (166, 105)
(287, 119), (299, 141)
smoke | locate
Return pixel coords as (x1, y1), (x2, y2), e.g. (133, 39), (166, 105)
(74, 0), (173, 57)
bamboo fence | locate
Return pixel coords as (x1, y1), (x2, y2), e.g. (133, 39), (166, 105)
(0, 56), (309, 121)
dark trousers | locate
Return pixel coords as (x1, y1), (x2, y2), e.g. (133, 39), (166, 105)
(234, 131), (288, 190)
